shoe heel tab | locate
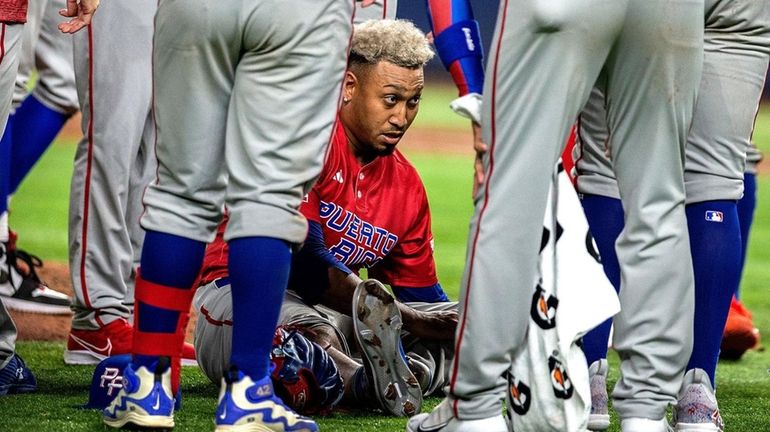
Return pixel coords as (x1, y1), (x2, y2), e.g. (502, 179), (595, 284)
(155, 357), (171, 378)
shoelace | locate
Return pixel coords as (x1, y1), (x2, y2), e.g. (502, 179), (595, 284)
(10, 249), (45, 284)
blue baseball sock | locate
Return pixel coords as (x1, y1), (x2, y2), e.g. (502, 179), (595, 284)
(685, 201), (741, 386)
(735, 173), (757, 299)
(579, 194), (624, 365)
(9, 95), (70, 193)
(228, 236), (291, 380)
(134, 230), (206, 369)
(0, 123), (10, 215)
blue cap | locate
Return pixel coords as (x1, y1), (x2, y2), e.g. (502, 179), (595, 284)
(82, 354), (182, 410)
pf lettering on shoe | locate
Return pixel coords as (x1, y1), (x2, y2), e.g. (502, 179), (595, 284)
(81, 354), (182, 411)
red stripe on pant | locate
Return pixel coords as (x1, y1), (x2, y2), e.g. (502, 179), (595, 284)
(448, 0), (510, 419)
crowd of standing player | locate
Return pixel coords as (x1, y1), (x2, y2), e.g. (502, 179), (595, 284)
(0, 0), (768, 431)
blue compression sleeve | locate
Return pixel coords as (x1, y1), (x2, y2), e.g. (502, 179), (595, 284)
(288, 221), (351, 304)
(393, 283), (450, 303)
(425, 0), (485, 95)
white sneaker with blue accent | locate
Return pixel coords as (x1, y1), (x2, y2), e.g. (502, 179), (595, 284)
(214, 369), (318, 432)
(102, 357), (175, 429)
(406, 398), (508, 432)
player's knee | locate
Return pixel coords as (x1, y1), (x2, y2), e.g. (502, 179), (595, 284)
(304, 325), (344, 353)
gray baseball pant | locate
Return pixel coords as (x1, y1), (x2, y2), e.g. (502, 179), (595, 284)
(0, 22), (24, 369)
(448, 0), (702, 421)
(68, 0), (157, 329)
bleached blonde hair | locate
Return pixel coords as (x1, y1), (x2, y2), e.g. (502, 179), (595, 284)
(350, 19), (434, 69)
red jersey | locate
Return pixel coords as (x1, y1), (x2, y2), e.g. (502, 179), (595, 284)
(303, 121), (438, 287)
(199, 120), (438, 289)
(0, 0), (27, 23)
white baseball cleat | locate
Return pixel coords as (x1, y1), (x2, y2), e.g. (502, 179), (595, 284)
(405, 398), (507, 432)
(620, 417), (673, 432)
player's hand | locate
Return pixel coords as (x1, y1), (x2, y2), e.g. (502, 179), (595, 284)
(472, 121), (488, 198)
(401, 306), (458, 341)
(58, 0), (100, 34)
(358, 0), (377, 7)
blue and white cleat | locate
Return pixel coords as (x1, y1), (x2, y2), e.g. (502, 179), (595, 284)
(0, 353), (37, 395)
(102, 357), (175, 429)
(214, 368), (318, 432)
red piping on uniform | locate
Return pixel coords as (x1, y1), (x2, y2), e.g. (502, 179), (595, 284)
(79, 24), (99, 325)
(448, 0), (509, 418)
(0, 24), (6, 65)
(574, 116), (585, 192)
(382, 0), (387, 19)
(200, 305), (233, 327)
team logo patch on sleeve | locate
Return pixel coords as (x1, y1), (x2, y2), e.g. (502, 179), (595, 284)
(705, 211), (724, 223)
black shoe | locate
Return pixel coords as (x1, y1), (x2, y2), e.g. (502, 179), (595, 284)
(0, 243), (71, 314)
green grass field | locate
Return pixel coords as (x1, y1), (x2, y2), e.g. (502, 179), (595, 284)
(2, 86), (770, 431)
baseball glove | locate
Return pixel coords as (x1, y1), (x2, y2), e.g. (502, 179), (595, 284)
(270, 326), (344, 415)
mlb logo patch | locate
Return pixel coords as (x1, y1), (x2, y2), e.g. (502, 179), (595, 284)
(705, 211), (724, 223)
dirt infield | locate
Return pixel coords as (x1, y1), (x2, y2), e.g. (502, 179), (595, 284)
(10, 263), (198, 343)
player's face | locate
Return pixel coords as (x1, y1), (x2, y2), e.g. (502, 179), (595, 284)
(344, 61), (424, 163)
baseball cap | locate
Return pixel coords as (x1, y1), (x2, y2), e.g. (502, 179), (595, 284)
(82, 354), (182, 410)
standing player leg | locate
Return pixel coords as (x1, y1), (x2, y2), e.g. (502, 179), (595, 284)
(0, 0), (70, 314)
(64, 0), (166, 366)
(601, 1), (702, 428)
(9, 0), (78, 193)
(0, 20), (38, 397)
(408, 1), (628, 431)
(220, 1), (352, 427)
(674, 3), (770, 429)
(102, 0), (353, 429)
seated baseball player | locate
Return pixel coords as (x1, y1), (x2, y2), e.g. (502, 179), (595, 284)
(193, 19), (458, 418)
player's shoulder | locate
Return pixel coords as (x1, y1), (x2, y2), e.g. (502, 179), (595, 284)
(390, 150), (424, 183)
(385, 150), (428, 199)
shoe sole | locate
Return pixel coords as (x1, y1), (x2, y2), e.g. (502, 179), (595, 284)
(675, 423), (722, 432)
(215, 424), (316, 432)
(588, 414), (610, 431)
(103, 412), (174, 429)
(0, 295), (72, 315)
(352, 280), (422, 417)
(64, 349), (198, 367)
